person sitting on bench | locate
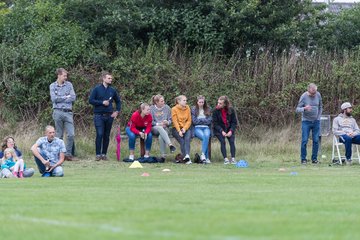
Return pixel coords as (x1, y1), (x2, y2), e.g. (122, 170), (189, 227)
(191, 95), (212, 164)
(126, 103), (153, 160)
(150, 95), (176, 162)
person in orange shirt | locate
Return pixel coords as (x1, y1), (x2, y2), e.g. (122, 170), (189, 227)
(171, 95), (192, 164)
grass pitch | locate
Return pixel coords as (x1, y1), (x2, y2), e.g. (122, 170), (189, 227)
(1, 159), (360, 240)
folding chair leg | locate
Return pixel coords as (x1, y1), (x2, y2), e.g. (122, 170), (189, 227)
(333, 135), (343, 165)
(332, 137), (335, 162)
(356, 145), (360, 164)
(336, 142), (342, 165)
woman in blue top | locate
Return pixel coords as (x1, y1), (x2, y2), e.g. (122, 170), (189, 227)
(1, 148), (24, 178)
(0, 136), (34, 178)
(191, 95), (212, 164)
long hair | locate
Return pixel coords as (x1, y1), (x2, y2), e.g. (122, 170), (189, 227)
(151, 94), (164, 105)
(1, 136), (17, 152)
(1, 148), (18, 163)
(218, 95), (233, 114)
(194, 95), (211, 116)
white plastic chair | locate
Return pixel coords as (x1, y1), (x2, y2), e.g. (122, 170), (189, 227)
(332, 135), (360, 165)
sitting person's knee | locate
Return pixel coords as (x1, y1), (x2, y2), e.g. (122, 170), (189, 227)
(52, 167), (64, 177)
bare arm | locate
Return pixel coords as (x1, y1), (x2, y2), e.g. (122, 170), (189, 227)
(30, 143), (50, 168)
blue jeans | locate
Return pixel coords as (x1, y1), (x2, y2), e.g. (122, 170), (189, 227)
(125, 127), (153, 151)
(94, 114), (114, 156)
(34, 151), (64, 177)
(194, 126), (211, 158)
(339, 134), (360, 160)
(301, 120), (320, 161)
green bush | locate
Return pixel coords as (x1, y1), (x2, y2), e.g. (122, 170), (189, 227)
(0, 1), (89, 117)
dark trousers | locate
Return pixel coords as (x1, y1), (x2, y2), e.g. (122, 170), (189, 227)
(94, 114), (114, 156)
(34, 151), (49, 174)
(215, 133), (236, 159)
(339, 134), (360, 160)
(172, 128), (191, 156)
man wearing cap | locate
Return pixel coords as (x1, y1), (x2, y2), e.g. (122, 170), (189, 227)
(50, 68), (76, 161)
(332, 102), (360, 165)
(296, 83), (323, 164)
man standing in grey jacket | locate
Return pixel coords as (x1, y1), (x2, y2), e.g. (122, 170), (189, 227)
(50, 68), (76, 161)
(296, 83), (323, 164)
(332, 102), (360, 165)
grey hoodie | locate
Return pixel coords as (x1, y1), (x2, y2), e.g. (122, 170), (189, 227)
(332, 113), (360, 136)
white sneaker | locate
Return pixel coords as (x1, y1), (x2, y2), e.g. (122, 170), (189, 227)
(224, 158), (230, 164)
(205, 159), (211, 164)
(230, 158), (237, 164)
(184, 154), (191, 164)
(129, 155), (134, 161)
(200, 153), (206, 161)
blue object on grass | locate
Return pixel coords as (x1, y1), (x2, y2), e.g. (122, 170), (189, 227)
(42, 172), (51, 177)
(236, 160), (248, 168)
(290, 171), (298, 176)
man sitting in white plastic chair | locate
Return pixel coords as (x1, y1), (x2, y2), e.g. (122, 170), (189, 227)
(332, 102), (360, 165)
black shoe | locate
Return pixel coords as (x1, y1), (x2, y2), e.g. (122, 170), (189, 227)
(301, 159), (307, 165)
(169, 145), (176, 153)
(158, 157), (165, 163)
(312, 160), (319, 164)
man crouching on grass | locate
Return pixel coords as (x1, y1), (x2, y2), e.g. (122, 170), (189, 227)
(31, 125), (66, 177)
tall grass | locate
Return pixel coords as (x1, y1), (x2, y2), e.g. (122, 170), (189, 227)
(2, 45), (360, 127)
(4, 122), (335, 167)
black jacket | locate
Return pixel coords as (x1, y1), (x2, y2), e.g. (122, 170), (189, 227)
(212, 107), (237, 134)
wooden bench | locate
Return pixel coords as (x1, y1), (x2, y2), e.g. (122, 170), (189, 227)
(140, 137), (212, 159)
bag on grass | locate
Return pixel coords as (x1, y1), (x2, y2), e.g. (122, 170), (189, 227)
(194, 153), (202, 164)
(174, 153), (185, 164)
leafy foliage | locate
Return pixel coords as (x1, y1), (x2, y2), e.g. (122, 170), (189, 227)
(1, 0), (360, 127)
(0, 0), (88, 117)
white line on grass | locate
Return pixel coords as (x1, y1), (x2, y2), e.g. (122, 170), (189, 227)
(11, 214), (242, 239)
(10, 214), (123, 233)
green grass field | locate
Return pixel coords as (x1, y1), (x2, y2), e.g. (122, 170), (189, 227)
(1, 159), (360, 240)
(1, 126), (359, 239)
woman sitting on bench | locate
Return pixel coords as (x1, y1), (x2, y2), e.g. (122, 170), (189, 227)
(213, 96), (238, 164)
(150, 95), (176, 162)
(171, 95), (192, 164)
(126, 103), (153, 160)
(191, 95), (212, 164)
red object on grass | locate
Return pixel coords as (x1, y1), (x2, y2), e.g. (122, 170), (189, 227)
(116, 125), (121, 161)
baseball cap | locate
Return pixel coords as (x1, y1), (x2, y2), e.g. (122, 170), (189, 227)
(341, 102), (352, 110)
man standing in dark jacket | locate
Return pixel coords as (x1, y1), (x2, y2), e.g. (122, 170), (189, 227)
(89, 71), (121, 161)
(212, 96), (238, 164)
